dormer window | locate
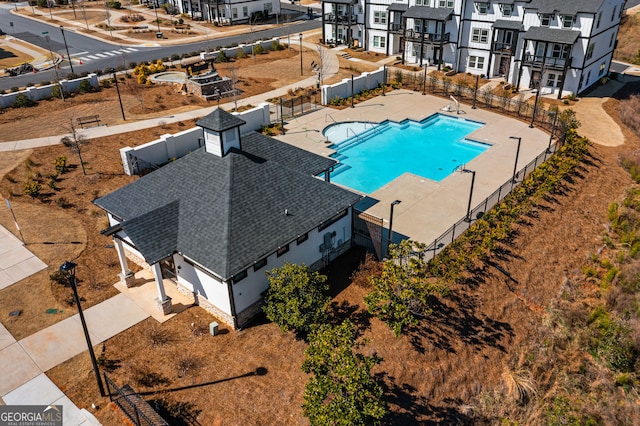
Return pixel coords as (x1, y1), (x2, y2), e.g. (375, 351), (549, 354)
(475, 2), (489, 14)
(562, 15), (574, 28)
(500, 3), (512, 16)
(439, 0), (454, 7)
(540, 13), (553, 26)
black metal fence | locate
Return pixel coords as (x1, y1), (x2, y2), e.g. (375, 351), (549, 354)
(389, 69), (568, 137)
(275, 92), (322, 123)
(104, 373), (169, 426)
(420, 141), (561, 262)
(353, 209), (385, 259)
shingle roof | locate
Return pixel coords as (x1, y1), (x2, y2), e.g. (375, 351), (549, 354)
(522, 26), (580, 44)
(526, 0), (605, 15)
(493, 19), (523, 30)
(196, 108), (246, 132)
(404, 6), (454, 21)
(388, 3), (409, 12)
(241, 132), (336, 177)
(95, 136), (362, 279)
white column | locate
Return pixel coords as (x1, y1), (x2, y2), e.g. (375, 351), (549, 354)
(113, 238), (131, 276)
(152, 262), (168, 301)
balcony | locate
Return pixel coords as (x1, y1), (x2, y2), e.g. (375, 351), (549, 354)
(522, 53), (571, 70)
(389, 23), (403, 34)
(492, 41), (515, 55)
(324, 13), (358, 24)
(404, 30), (450, 44)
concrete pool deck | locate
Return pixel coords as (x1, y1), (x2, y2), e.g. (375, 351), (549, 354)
(276, 89), (550, 245)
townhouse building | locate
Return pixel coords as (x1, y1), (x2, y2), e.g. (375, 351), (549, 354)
(155, 0), (280, 25)
(321, 0), (626, 97)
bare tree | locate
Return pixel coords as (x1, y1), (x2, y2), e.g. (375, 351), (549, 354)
(313, 44), (330, 87)
(61, 120), (89, 176)
(227, 65), (239, 111)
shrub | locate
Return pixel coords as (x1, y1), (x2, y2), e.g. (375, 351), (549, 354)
(51, 85), (64, 100)
(55, 156), (67, 174)
(49, 270), (69, 286)
(23, 180), (42, 198)
(106, 1), (121, 8)
(10, 87), (19, 93)
(263, 263), (330, 338)
(148, 325), (173, 346)
(236, 48), (247, 59)
(77, 80), (94, 93)
(254, 44), (264, 55)
(170, 53), (180, 61)
(12, 93), (37, 108)
(618, 94), (640, 137)
(271, 41), (284, 51)
(216, 50), (229, 63)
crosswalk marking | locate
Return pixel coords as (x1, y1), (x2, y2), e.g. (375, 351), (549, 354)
(75, 47), (141, 63)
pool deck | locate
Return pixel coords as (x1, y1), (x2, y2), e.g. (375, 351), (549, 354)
(276, 89), (550, 246)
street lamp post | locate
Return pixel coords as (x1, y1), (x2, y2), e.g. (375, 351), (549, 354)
(529, 79), (541, 128)
(422, 62), (427, 95)
(387, 200), (401, 256)
(59, 261), (106, 397)
(299, 33), (303, 76)
(462, 169), (476, 222)
(59, 26), (74, 74)
(112, 70), (126, 121)
(547, 112), (558, 153)
(509, 136), (522, 183)
(154, 0), (161, 33)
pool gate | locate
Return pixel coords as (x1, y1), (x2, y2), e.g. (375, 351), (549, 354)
(352, 209), (384, 259)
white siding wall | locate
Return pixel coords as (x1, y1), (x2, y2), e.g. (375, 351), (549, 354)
(174, 255), (233, 315)
(232, 211), (353, 313)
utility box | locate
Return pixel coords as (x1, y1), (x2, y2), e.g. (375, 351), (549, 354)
(209, 321), (219, 336)
(156, 32), (163, 39)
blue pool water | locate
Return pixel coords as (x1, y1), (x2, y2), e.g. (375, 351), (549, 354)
(325, 114), (488, 194)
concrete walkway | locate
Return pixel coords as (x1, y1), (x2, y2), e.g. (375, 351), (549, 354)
(0, 263), (196, 421)
(0, 224), (46, 291)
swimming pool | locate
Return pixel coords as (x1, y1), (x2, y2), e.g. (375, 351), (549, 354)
(326, 114), (488, 194)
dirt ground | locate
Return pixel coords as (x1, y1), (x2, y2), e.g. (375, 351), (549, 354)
(3, 27), (640, 424)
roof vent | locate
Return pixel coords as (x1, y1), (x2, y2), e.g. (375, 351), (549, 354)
(284, 209), (289, 216)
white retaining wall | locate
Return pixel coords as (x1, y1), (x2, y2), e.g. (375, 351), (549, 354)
(120, 103), (271, 175)
(321, 67), (385, 105)
(0, 74), (99, 109)
(200, 38), (281, 62)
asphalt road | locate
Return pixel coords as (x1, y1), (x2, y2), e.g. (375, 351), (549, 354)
(0, 3), (321, 90)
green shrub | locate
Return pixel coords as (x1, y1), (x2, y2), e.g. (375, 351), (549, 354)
(51, 85), (64, 100)
(54, 156), (67, 174)
(77, 80), (94, 93)
(12, 93), (37, 108)
(23, 180), (42, 198)
(254, 44), (264, 55)
(106, 1), (121, 8)
(216, 50), (229, 63)
(236, 49), (247, 59)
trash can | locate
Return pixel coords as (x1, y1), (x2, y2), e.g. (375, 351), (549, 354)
(156, 32), (163, 39)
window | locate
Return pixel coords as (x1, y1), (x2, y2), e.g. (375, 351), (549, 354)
(373, 35), (386, 48)
(468, 55), (485, 69)
(596, 11), (602, 28)
(254, 258), (267, 271)
(276, 244), (289, 257)
(264, 3), (272, 13)
(374, 11), (387, 25)
(416, 0), (423, 5)
(500, 3), (512, 16)
(243, 6), (248, 17)
(318, 209), (348, 232)
(472, 28), (489, 43)
(540, 14), (552, 26)
(546, 73), (561, 87)
(551, 44), (569, 59)
(475, 2), (488, 14)
(414, 21), (423, 33)
(586, 42), (595, 60)
(439, 0), (454, 7)
(611, 6), (617, 21)
(610, 32), (616, 48)
(232, 269), (247, 284)
(232, 8), (238, 19)
(296, 233), (308, 245)
(599, 62), (606, 76)
(562, 15), (574, 28)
